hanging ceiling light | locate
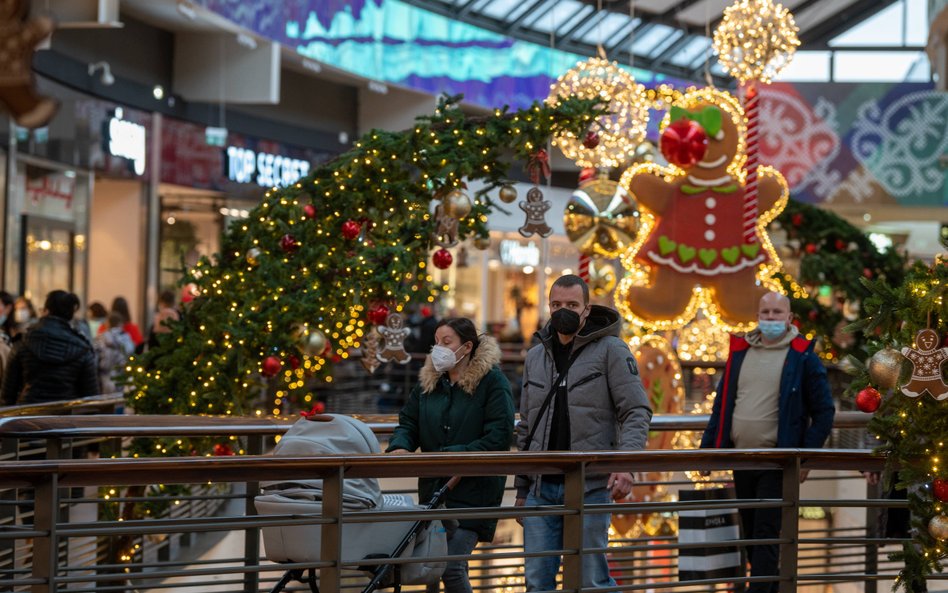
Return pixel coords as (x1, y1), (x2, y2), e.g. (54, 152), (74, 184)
(712, 0), (800, 84)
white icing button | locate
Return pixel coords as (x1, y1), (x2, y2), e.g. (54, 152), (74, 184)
(705, 214), (716, 225)
(704, 230), (715, 241)
(705, 197), (716, 208)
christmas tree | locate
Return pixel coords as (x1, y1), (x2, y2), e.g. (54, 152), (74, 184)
(121, 94), (603, 456)
(847, 259), (948, 590)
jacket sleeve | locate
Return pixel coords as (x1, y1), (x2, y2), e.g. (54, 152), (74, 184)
(441, 369), (514, 453)
(1, 344), (24, 405)
(606, 338), (653, 451)
(700, 373), (727, 449)
(78, 347), (100, 396)
(514, 353), (534, 498)
(386, 385), (422, 452)
(801, 350), (835, 448)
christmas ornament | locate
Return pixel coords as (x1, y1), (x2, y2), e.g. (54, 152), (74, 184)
(518, 187), (553, 238)
(633, 141), (657, 163)
(565, 173), (640, 258)
(301, 330), (328, 357)
(432, 248), (453, 269)
(280, 234), (300, 254)
(929, 515), (948, 540)
(360, 328), (382, 374)
(901, 329), (948, 400)
(287, 355), (300, 370)
(303, 204), (317, 219)
(617, 87), (788, 331)
(341, 220), (361, 240)
(791, 213), (803, 227)
(261, 355), (283, 378)
(546, 56), (649, 169)
(804, 243), (817, 254)
(367, 303), (390, 326)
(498, 184), (517, 204)
(301, 401), (327, 417)
(588, 261), (617, 297)
(713, 0), (800, 85)
(445, 189), (472, 219)
(934, 478), (948, 503)
(582, 131), (600, 149)
(855, 386), (882, 413)
(660, 118), (708, 168)
(213, 443), (234, 456)
(432, 204), (459, 248)
(472, 235), (491, 250)
(377, 312), (411, 364)
(868, 348), (905, 390)
(246, 247), (261, 266)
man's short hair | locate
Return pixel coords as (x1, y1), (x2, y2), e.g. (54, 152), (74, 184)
(551, 274), (589, 304)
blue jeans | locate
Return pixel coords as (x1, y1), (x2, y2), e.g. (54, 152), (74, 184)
(426, 526), (478, 593)
(523, 481), (616, 592)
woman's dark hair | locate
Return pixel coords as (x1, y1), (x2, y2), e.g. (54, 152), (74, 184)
(436, 317), (481, 356)
(44, 290), (80, 320)
(88, 302), (107, 319)
(110, 296), (132, 325)
(0, 290), (15, 335)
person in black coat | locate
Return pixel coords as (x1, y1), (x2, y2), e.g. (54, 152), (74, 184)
(1, 290), (99, 405)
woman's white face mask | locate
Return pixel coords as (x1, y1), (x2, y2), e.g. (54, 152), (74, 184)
(430, 344), (466, 372)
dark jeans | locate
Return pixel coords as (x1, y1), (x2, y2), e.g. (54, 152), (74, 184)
(733, 469), (782, 593)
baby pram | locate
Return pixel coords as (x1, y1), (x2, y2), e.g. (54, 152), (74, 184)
(255, 414), (453, 593)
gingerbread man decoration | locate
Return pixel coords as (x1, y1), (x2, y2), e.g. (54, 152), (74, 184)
(518, 187), (553, 238)
(0, 0), (57, 128)
(901, 328), (948, 400)
(376, 312), (411, 365)
(618, 88), (788, 328)
(432, 203), (459, 248)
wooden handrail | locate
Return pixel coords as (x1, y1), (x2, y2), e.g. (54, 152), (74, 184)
(0, 393), (125, 417)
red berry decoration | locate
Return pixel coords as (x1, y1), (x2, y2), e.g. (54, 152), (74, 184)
(341, 220), (361, 240)
(934, 479), (948, 502)
(261, 355), (283, 378)
(213, 443), (234, 456)
(432, 248), (453, 269)
(280, 234), (300, 253)
(855, 386), (882, 413)
(863, 268), (873, 279)
(804, 243), (818, 254)
(660, 118), (708, 168)
(367, 303), (390, 325)
(834, 238), (846, 250)
(303, 204), (317, 219)
(791, 213), (804, 227)
(582, 131), (600, 149)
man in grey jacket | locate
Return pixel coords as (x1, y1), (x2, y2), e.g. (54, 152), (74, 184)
(515, 274), (652, 591)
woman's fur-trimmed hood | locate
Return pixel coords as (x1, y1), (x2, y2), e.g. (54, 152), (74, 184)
(418, 334), (502, 394)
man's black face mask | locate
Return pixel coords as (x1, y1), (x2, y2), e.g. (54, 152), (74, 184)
(550, 308), (581, 335)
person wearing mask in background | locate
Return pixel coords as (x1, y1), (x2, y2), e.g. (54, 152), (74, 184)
(95, 312), (135, 393)
(12, 296), (37, 339)
(86, 302), (108, 337)
(148, 290), (181, 349)
(700, 291), (835, 593)
(387, 317), (514, 593)
(99, 296), (144, 351)
(515, 274), (652, 592)
(2, 290), (99, 405)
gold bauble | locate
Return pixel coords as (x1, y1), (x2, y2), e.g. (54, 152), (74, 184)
(445, 189), (472, 219)
(246, 247), (261, 266)
(564, 176), (640, 258)
(301, 330), (328, 357)
(498, 184), (517, 204)
(633, 141), (657, 162)
(473, 236), (491, 250)
(588, 261), (617, 297)
(930, 515), (948, 540)
(868, 348), (905, 390)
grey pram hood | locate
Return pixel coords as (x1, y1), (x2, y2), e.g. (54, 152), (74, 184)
(262, 414), (382, 510)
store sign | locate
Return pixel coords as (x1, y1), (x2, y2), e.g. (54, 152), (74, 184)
(225, 146), (311, 187)
(104, 108), (146, 175)
(500, 240), (540, 267)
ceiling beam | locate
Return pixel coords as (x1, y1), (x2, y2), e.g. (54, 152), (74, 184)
(800, 0), (901, 47)
(504, 0), (550, 34)
(650, 32), (697, 69)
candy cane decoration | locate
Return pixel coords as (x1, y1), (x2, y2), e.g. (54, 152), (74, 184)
(578, 254), (591, 282)
(742, 82), (759, 244)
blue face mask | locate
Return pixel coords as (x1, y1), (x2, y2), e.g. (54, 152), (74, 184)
(758, 319), (788, 340)
(0, 313), (5, 326)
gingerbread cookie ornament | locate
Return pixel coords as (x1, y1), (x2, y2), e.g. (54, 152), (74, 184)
(376, 312), (411, 365)
(617, 88), (789, 330)
(0, 0), (58, 128)
(518, 187), (553, 238)
(901, 329), (948, 400)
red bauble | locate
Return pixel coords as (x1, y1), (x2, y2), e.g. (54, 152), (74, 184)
(660, 119), (708, 168)
(855, 387), (882, 413)
(261, 355), (283, 377)
(805, 243), (818, 254)
(213, 443), (234, 456)
(432, 248), (453, 269)
(280, 234), (300, 253)
(420, 305), (433, 318)
(791, 213), (804, 227)
(808, 310), (819, 321)
(341, 220), (362, 240)
(367, 303), (390, 325)
(835, 239), (846, 250)
(934, 479), (948, 502)
(287, 355), (301, 370)
(582, 131), (600, 149)
(863, 268), (874, 279)
(578, 168), (598, 184)
(303, 204), (317, 219)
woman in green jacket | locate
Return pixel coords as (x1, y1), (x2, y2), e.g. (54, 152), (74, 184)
(387, 317), (514, 593)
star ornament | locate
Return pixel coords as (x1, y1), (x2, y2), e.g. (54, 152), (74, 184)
(564, 176), (641, 258)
